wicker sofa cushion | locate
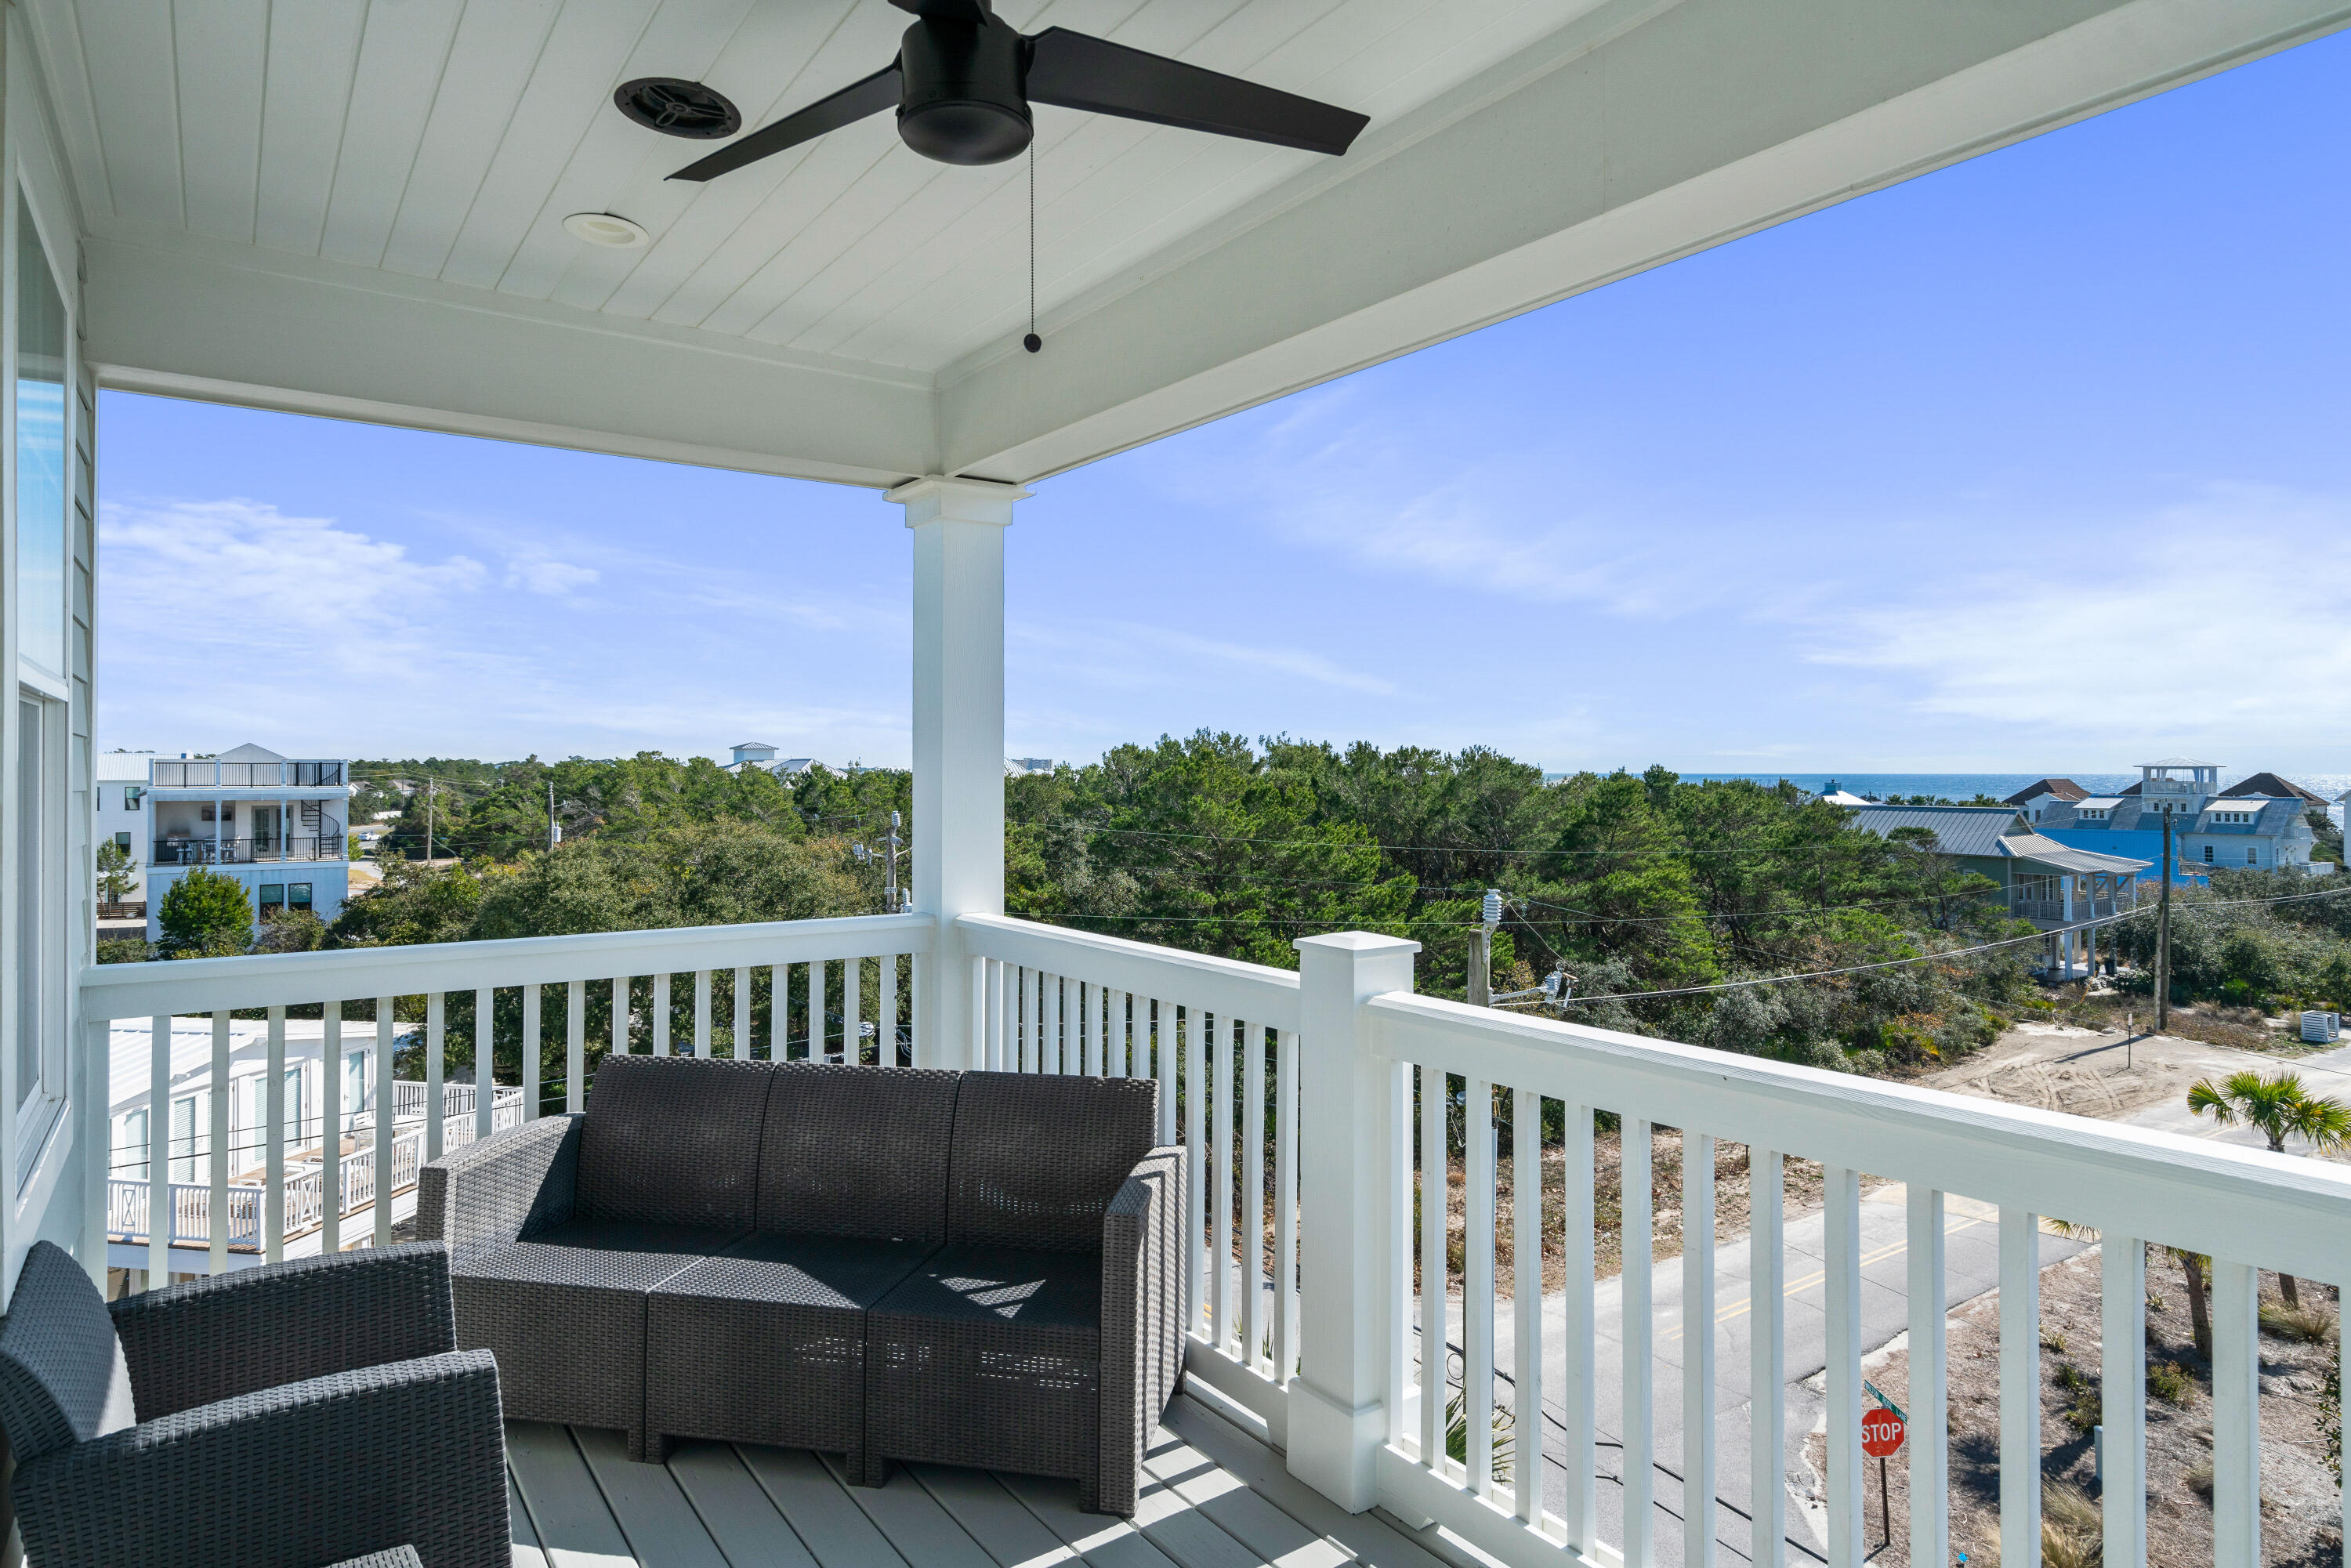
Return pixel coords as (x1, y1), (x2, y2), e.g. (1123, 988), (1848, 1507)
(756, 1063), (962, 1244)
(573, 1056), (773, 1231)
(946, 1074), (1160, 1251)
(0, 1242), (137, 1461)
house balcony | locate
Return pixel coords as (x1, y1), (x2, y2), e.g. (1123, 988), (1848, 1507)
(148, 759), (346, 788)
(150, 834), (345, 867)
(74, 904), (2351, 1568)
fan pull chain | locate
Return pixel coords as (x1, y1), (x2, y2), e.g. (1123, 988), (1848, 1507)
(1023, 140), (1041, 353)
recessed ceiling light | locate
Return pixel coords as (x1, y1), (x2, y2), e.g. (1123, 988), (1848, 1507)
(563, 212), (650, 249)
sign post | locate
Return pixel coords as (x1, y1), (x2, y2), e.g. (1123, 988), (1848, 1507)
(1860, 1400), (1907, 1548)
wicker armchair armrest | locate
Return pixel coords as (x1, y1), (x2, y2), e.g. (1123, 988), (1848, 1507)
(1099, 1145), (1184, 1517)
(13, 1350), (509, 1568)
(109, 1243), (456, 1420)
(415, 1113), (583, 1252)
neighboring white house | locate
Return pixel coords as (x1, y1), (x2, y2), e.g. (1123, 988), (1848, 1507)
(137, 744), (353, 940)
(94, 750), (161, 904)
(723, 741), (817, 777)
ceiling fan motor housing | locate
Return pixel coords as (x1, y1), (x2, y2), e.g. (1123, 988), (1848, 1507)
(897, 14), (1032, 165)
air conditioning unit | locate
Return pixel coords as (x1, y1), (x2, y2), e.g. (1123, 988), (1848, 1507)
(2302, 1011), (2342, 1044)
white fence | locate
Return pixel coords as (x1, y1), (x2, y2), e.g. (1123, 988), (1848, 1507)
(81, 911), (936, 1276)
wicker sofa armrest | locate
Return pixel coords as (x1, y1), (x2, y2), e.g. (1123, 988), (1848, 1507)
(13, 1349), (509, 1568)
(415, 1113), (583, 1252)
(1099, 1145), (1184, 1517)
(109, 1243), (456, 1420)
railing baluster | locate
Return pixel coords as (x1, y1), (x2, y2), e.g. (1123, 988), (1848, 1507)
(1420, 1063), (1446, 1469)
(1014, 968), (1029, 1071)
(1752, 1151), (1785, 1568)
(1080, 982), (1096, 1075)
(266, 1007), (287, 1264)
(1997, 1207), (2039, 1568)
(2100, 1231), (2145, 1568)
(473, 989), (494, 1142)
(567, 980), (586, 1109)
(1154, 1000), (1176, 1145)
(426, 994), (446, 1161)
(1276, 1026), (1299, 1386)
(2211, 1259), (2260, 1566)
(848, 958), (865, 1064)
(891, 955), (908, 1068)
(208, 1011), (231, 1275)
(1185, 1005), (1204, 1342)
(1046, 975), (1063, 1074)
(1113, 989), (1129, 1077)
(614, 976), (630, 1063)
(149, 1014), (170, 1284)
(1512, 1086), (1545, 1526)
(728, 965), (748, 1060)
(522, 984), (542, 1117)
(653, 972), (671, 1057)
(694, 969), (713, 1059)
(1243, 1020), (1266, 1372)
(1827, 1168), (1863, 1567)
(1684, 1131), (1715, 1566)
(374, 998), (396, 1246)
(1386, 1058), (1411, 1442)
(1465, 1077), (1495, 1499)
(1212, 1012), (1231, 1354)
(1908, 1186), (1947, 1568)
(1563, 1103), (1596, 1551)
(1623, 1117), (1654, 1566)
(322, 1004), (342, 1255)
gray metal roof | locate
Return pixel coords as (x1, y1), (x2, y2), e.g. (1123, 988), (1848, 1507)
(1842, 804), (2030, 859)
(216, 742), (286, 763)
(2002, 834), (2151, 875)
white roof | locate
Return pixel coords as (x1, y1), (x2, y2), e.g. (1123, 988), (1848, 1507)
(2075, 798), (2124, 809)
(96, 752), (155, 781)
(1819, 790), (1871, 806)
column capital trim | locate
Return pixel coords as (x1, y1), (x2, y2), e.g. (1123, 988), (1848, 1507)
(889, 474), (1031, 528)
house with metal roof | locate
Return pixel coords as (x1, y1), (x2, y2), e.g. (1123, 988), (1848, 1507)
(2001, 777), (2090, 824)
(2033, 759), (2323, 874)
(1839, 804), (2149, 978)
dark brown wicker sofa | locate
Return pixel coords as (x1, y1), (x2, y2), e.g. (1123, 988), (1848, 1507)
(416, 1056), (1182, 1515)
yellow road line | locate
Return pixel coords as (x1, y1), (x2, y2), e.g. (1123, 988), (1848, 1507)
(1658, 1210), (2005, 1342)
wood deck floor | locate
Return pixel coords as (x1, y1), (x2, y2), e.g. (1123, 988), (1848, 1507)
(505, 1396), (1452, 1568)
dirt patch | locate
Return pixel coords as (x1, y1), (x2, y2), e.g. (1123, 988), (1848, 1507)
(1800, 1244), (2341, 1566)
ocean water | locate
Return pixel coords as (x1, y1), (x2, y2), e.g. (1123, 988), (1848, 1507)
(1673, 771), (2351, 806)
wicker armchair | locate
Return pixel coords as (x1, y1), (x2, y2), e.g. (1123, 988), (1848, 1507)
(0, 1240), (508, 1568)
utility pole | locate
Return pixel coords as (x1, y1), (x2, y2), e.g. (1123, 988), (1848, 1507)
(1469, 889), (1500, 1006)
(547, 779), (560, 852)
(2156, 813), (2173, 1034)
(425, 779), (435, 864)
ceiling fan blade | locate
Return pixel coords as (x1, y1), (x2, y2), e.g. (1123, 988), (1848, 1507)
(1023, 28), (1367, 157)
(668, 63), (903, 182)
(889, 0), (991, 21)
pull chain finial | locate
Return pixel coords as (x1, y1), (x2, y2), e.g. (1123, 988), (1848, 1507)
(1023, 140), (1041, 353)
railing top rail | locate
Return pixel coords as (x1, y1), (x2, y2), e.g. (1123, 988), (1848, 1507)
(1367, 990), (2351, 1280)
(958, 912), (1302, 1027)
(81, 911), (938, 1017)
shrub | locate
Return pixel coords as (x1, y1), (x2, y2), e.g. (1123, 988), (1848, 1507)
(2148, 1360), (2193, 1405)
(156, 867), (252, 958)
(2259, 1302), (2337, 1343)
(94, 936), (150, 965)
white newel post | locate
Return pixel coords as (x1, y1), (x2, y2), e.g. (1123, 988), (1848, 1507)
(894, 476), (1026, 1069)
(1289, 931), (1420, 1510)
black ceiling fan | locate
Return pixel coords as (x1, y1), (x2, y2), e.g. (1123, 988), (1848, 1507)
(632, 0), (1369, 181)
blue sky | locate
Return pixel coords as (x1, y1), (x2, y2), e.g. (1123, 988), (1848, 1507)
(99, 29), (2351, 774)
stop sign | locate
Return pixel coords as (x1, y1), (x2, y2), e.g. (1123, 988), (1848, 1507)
(1861, 1406), (1906, 1458)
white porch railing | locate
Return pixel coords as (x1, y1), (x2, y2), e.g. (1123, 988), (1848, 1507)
(80, 912), (935, 1275)
(106, 1093), (525, 1254)
(73, 907), (2351, 1565)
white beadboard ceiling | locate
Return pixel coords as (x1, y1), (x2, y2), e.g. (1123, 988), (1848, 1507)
(36, 0), (1588, 375)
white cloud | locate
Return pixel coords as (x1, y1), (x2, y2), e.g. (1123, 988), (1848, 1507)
(1808, 485), (2351, 752)
(1012, 618), (1402, 698)
(503, 555), (600, 596)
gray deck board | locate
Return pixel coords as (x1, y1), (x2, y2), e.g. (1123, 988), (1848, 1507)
(574, 1427), (733, 1568)
(507, 1422), (636, 1568)
(739, 1445), (916, 1568)
(509, 1394), (1364, 1568)
(818, 1452), (1001, 1568)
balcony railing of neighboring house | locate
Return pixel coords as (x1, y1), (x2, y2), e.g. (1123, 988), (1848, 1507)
(2009, 878), (2139, 928)
(75, 904), (2350, 1566)
(149, 760), (346, 788)
(150, 835), (343, 867)
(103, 1085), (526, 1253)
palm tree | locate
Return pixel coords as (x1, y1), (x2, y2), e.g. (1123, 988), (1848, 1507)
(2186, 1070), (2351, 1305)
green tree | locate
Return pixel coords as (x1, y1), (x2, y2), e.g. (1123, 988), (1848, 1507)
(2186, 1069), (2351, 1305)
(157, 867), (252, 958)
(96, 838), (136, 904)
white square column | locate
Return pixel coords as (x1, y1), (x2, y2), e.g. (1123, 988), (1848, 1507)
(893, 476), (1027, 1068)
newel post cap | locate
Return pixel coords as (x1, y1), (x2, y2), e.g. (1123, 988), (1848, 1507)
(888, 474), (1030, 527)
